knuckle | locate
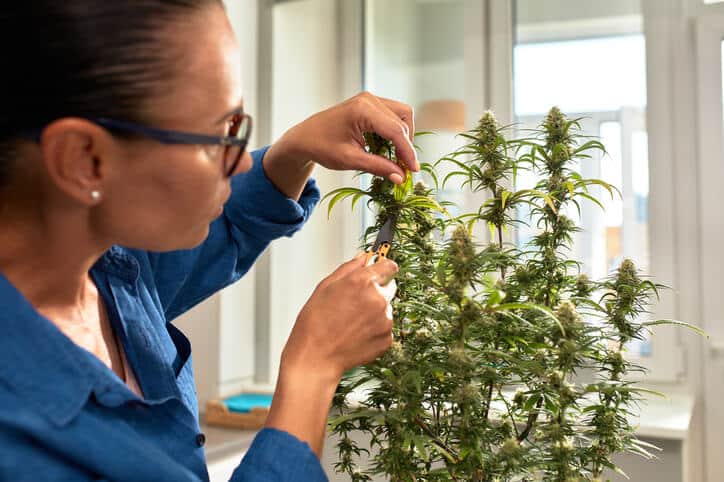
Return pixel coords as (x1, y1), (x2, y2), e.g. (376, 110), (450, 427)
(352, 97), (371, 115)
(383, 258), (399, 271)
(355, 92), (373, 106)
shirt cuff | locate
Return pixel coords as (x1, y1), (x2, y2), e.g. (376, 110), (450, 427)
(230, 428), (328, 482)
(226, 146), (321, 241)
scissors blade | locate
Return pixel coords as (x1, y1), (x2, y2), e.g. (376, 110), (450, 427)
(372, 213), (397, 252)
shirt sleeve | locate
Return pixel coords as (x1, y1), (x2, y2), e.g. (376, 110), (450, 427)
(141, 146), (321, 321)
(230, 428), (328, 482)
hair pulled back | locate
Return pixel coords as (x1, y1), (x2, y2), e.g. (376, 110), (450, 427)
(0, 0), (221, 185)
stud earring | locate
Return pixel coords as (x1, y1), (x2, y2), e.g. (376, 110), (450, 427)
(90, 190), (102, 202)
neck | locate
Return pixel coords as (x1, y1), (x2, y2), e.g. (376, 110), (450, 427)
(0, 191), (109, 310)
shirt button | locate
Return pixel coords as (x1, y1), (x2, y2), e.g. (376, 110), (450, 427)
(196, 433), (206, 447)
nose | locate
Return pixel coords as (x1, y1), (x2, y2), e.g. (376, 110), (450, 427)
(231, 150), (253, 177)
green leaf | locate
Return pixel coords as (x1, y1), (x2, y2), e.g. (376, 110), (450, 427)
(328, 409), (381, 430)
(500, 190), (511, 210)
(428, 442), (457, 464)
(393, 170), (413, 201)
(577, 191), (606, 211)
(323, 187), (367, 219)
(643, 319), (708, 337)
(496, 302), (566, 336)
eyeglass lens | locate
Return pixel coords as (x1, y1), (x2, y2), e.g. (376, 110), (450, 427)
(223, 114), (252, 176)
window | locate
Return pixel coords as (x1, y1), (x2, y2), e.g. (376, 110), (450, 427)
(513, 2), (653, 357)
(358, 0), (684, 378)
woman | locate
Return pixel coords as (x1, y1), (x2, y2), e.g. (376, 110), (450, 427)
(0, 1), (417, 481)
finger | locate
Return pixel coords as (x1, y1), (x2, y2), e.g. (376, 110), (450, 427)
(360, 108), (418, 174)
(378, 96), (415, 145)
(344, 147), (405, 183)
(366, 258), (399, 285)
(375, 278), (397, 304)
(325, 252), (367, 285)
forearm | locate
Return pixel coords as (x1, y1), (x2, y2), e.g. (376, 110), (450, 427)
(263, 132), (315, 201)
(264, 359), (339, 457)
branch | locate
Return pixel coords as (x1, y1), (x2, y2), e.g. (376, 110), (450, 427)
(414, 416), (460, 462)
(517, 396), (543, 443)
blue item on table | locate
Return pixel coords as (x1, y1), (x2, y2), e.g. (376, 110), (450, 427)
(223, 393), (273, 413)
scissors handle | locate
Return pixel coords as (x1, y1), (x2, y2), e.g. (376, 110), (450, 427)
(365, 242), (391, 265)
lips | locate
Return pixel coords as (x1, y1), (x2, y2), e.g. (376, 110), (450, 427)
(215, 192), (230, 217)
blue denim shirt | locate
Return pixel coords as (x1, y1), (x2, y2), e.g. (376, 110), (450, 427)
(0, 147), (328, 481)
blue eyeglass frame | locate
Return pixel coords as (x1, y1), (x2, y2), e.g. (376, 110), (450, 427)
(93, 113), (253, 177)
(26, 111), (253, 178)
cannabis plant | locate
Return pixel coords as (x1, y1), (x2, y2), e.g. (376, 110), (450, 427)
(324, 107), (701, 481)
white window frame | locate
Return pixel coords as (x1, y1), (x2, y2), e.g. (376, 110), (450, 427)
(695, 14), (724, 349)
(694, 7), (724, 482)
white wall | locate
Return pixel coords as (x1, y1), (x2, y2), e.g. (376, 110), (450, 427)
(260, 0), (350, 384)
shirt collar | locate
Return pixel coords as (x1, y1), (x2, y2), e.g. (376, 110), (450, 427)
(0, 247), (140, 426)
(92, 245), (140, 282)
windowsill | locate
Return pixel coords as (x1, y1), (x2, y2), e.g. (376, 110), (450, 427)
(632, 392), (695, 441)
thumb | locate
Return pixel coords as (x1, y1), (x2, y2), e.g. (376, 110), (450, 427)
(324, 252), (367, 285)
(366, 258), (399, 286)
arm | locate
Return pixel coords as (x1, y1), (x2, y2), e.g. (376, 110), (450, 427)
(230, 256), (398, 481)
(140, 146), (320, 321)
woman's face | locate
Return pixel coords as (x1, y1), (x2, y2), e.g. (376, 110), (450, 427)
(98, 3), (252, 252)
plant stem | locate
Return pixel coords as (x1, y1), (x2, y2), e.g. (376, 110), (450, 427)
(517, 397), (543, 443)
(498, 224), (506, 280)
(414, 416), (460, 462)
(499, 387), (521, 439)
(483, 381), (494, 421)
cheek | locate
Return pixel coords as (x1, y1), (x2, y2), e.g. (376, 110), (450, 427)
(104, 146), (224, 249)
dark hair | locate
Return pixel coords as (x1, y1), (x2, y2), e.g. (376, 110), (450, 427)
(0, 0), (221, 186)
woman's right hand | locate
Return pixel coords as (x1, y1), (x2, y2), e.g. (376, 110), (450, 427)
(264, 254), (397, 456)
(281, 253), (398, 382)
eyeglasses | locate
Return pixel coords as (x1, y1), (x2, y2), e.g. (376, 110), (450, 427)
(91, 110), (252, 177)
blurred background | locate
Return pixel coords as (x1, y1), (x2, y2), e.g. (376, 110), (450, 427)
(177, 1), (724, 481)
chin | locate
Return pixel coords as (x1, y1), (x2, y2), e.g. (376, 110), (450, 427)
(131, 224), (211, 252)
(179, 224), (212, 250)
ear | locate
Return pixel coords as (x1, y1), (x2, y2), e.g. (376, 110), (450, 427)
(39, 118), (113, 205)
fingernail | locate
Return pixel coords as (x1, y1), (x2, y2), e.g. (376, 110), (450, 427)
(389, 173), (403, 184)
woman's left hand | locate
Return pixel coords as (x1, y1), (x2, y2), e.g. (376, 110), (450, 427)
(263, 92), (419, 198)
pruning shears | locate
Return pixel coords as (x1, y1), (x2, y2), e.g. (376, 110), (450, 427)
(365, 214), (397, 265)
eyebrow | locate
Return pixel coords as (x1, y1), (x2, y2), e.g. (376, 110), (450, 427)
(215, 103), (245, 125)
